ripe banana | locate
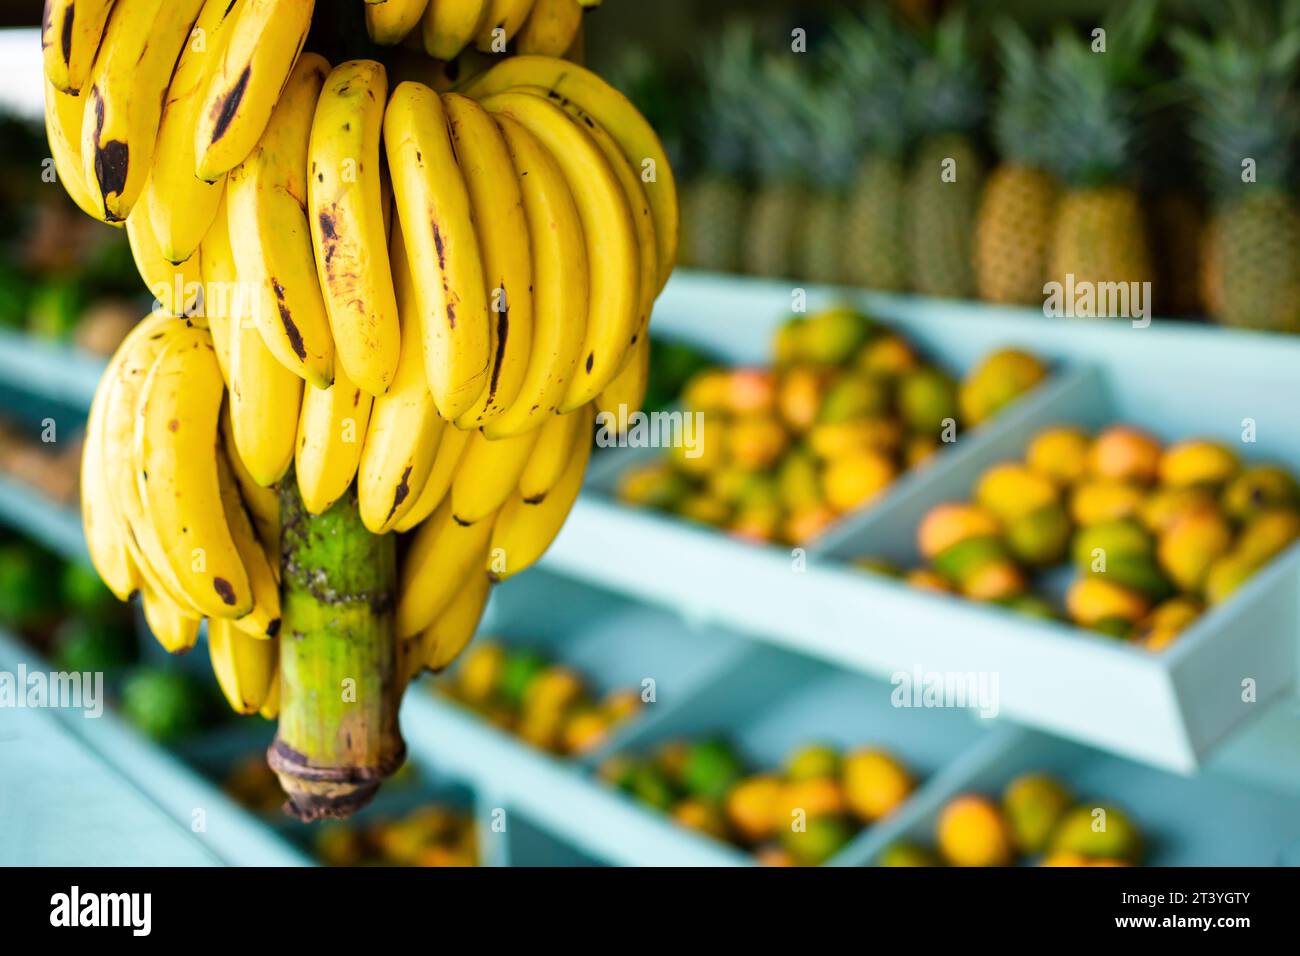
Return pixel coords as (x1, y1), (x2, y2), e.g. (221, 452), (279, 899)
(474, 0), (536, 51)
(143, 0), (243, 265)
(595, 332), (650, 426)
(140, 585), (201, 655)
(227, 52), (335, 388)
(218, 453), (281, 638)
(395, 495), (496, 639)
(194, 0), (316, 182)
(198, 197), (238, 381)
(81, 0), (208, 222)
(450, 428), (541, 526)
(43, 80), (106, 222)
(308, 60), (400, 396)
(125, 204), (203, 318)
(517, 406), (585, 503)
(443, 93), (533, 428)
(391, 420), (472, 532)
(516, 0), (583, 57)
(211, 190), (304, 487)
(479, 114), (587, 438)
(295, 365), (373, 516)
(365, 0), (430, 45)
(133, 325), (253, 618)
(208, 617), (278, 714)
(384, 81), (491, 420)
(356, 227), (444, 534)
(423, 567), (492, 672)
(42, 0), (115, 94)
(464, 56), (678, 292)
(422, 0), (488, 60)
(220, 403), (281, 558)
(488, 402), (592, 580)
(479, 90), (638, 412)
(260, 666), (281, 719)
(82, 350), (140, 601)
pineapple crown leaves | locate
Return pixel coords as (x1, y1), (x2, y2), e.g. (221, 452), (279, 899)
(825, 8), (921, 157)
(906, 9), (986, 139)
(691, 19), (766, 180)
(746, 53), (817, 185)
(793, 73), (862, 192)
(989, 19), (1052, 168)
(1171, 5), (1300, 195)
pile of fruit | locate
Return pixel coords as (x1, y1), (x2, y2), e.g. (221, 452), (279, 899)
(861, 424), (1300, 649)
(878, 771), (1143, 867)
(617, 307), (1047, 545)
(47, 0), (676, 816)
(600, 739), (915, 866)
(314, 805), (478, 867)
(438, 640), (642, 755)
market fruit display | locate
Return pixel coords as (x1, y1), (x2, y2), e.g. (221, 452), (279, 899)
(878, 771), (1143, 867)
(436, 639), (643, 755)
(600, 739), (915, 865)
(313, 805), (478, 867)
(858, 424), (1300, 649)
(48, 0), (675, 819)
(617, 307), (1047, 545)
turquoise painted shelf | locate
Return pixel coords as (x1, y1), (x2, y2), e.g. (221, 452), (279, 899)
(0, 329), (105, 411)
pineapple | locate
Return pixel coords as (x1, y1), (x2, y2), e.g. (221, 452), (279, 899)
(794, 76), (859, 284)
(973, 20), (1059, 305)
(904, 10), (986, 299)
(830, 9), (919, 291)
(1174, 3), (1300, 331)
(741, 54), (810, 279)
(1039, 0), (1158, 306)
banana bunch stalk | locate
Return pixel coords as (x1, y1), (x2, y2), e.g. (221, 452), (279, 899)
(52, 1), (674, 818)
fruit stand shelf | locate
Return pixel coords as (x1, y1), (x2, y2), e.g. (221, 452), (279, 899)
(0, 474), (88, 565)
(0, 328), (105, 412)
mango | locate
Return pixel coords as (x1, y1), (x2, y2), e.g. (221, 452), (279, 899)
(905, 434), (942, 468)
(817, 373), (892, 424)
(808, 418), (903, 459)
(854, 557), (901, 577)
(780, 814), (855, 866)
(906, 567), (955, 594)
(1003, 773), (1073, 855)
(730, 500), (785, 544)
(1071, 519), (1153, 569)
(1223, 465), (1300, 521)
(629, 764), (677, 811)
(705, 465), (762, 504)
(1049, 804), (1143, 864)
(976, 462), (1060, 523)
(933, 536), (1010, 585)
(1159, 439), (1240, 490)
(726, 414), (789, 471)
(772, 319), (804, 367)
(521, 666), (584, 718)
(755, 846), (797, 867)
(822, 449), (896, 512)
(843, 749), (914, 823)
(1007, 502), (1072, 567)
(898, 367), (959, 434)
(855, 332), (919, 378)
(1066, 577), (1150, 627)
(963, 560), (1028, 601)
(676, 493), (731, 528)
(776, 366), (828, 432)
(936, 795), (1015, 867)
(1026, 426), (1092, 484)
(774, 777), (846, 826)
(598, 754), (641, 789)
(1139, 486), (1217, 534)
(681, 368), (732, 412)
(1157, 508), (1233, 592)
(784, 503), (838, 544)
(918, 502), (1003, 559)
(786, 744), (841, 781)
(456, 641), (506, 705)
(618, 460), (690, 510)
(1204, 553), (1259, 605)
(672, 798), (730, 840)
(1235, 508), (1300, 565)
(602, 688), (642, 723)
(877, 842), (941, 867)
(1070, 480), (1145, 525)
(958, 349), (1048, 426)
(1132, 596), (1203, 651)
(561, 707), (613, 755)
(722, 368), (777, 415)
(670, 414), (726, 476)
(801, 307), (876, 366)
(1000, 593), (1059, 620)
(725, 775), (784, 844)
(777, 448), (822, 510)
(1087, 425), (1161, 484)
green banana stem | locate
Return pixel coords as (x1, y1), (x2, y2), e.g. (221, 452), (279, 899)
(269, 475), (404, 821)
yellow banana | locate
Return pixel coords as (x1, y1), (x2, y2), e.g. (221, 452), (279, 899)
(81, 0), (208, 222)
(595, 332), (650, 426)
(125, 204), (203, 318)
(208, 617), (278, 714)
(479, 113), (586, 438)
(488, 402), (592, 580)
(227, 52), (335, 388)
(443, 93), (533, 428)
(218, 453), (281, 639)
(391, 420), (472, 532)
(423, 567), (492, 672)
(464, 56), (677, 292)
(133, 325), (252, 618)
(194, 0), (316, 181)
(422, 0), (488, 60)
(81, 347), (140, 601)
(198, 197), (237, 381)
(395, 495), (496, 638)
(308, 60), (400, 396)
(479, 90), (637, 412)
(474, 0), (536, 51)
(44, 80), (106, 222)
(143, 0), (243, 265)
(42, 0), (115, 94)
(517, 405), (586, 503)
(220, 402), (281, 558)
(215, 188), (304, 487)
(450, 428), (541, 526)
(356, 228), (444, 534)
(577, 0), (600, 6)
(515, 0), (583, 57)
(140, 586), (202, 655)
(384, 81), (491, 420)
(295, 365), (373, 516)
(365, 0), (429, 45)
(259, 665), (281, 719)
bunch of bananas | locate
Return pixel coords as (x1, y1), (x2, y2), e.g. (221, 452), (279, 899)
(55, 0), (676, 718)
